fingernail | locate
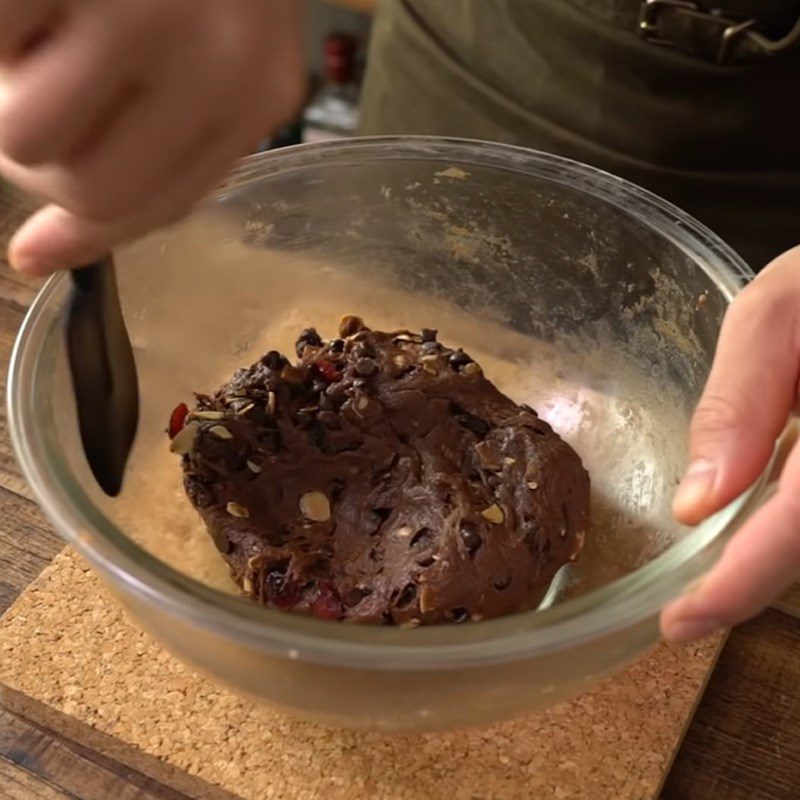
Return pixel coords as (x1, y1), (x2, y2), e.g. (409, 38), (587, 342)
(664, 616), (723, 645)
(674, 458), (717, 513)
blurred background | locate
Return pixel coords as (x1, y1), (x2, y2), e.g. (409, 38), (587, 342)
(262, 0), (375, 150)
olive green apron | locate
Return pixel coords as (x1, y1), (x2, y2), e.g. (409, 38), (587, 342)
(359, 0), (800, 268)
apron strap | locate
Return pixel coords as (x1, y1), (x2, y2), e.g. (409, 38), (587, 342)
(638, 0), (800, 63)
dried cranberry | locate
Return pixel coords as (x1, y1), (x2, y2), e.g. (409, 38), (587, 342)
(168, 402), (189, 439)
(265, 564), (302, 610)
(315, 358), (342, 383)
(311, 581), (344, 620)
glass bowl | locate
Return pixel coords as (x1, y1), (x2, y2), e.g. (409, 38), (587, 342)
(9, 137), (760, 731)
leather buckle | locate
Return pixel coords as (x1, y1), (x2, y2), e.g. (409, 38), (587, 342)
(638, 0), (757, 63)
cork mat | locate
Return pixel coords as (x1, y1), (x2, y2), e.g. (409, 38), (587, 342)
(0, 549), (723, 800)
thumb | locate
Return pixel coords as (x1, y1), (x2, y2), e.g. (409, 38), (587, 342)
(9, 205), (114, 274)
(674, 258), (800, 525)
(7, 131), (236, 274)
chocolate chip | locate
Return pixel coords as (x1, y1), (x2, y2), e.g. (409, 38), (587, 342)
(394, 583), (418, 609)
(355, 358), (378, 376)
(373, 507), (392, 521)
(330, 338), (345, 353)
(416, 556), (436, 568)
(448, 607), (469, 623)
(421, 340), (439, 354)
(421, 328), (438, 342)
(311, 379), (327, 394)
(295, 327), (322, 357)
(460, 523), (483, 556)
(352, 378), (366, 389)
(410, 527), (432, 548)
(450, 404), (490, 437)
(449, 349), (473, 370)
(262, 350), (286, 371)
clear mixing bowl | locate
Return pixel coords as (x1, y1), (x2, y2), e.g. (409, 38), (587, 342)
(9, 137), (763, 731)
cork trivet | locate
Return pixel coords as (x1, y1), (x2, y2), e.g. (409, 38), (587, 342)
(0, 549), (723, 800)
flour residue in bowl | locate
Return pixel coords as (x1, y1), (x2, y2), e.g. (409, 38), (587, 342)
(109, 233), (690, 604)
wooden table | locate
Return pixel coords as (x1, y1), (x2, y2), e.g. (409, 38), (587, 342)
(0, 194), (798, 800)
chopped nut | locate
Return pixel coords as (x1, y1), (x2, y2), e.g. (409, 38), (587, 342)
(481, 503), (505, 524)
(527, 480), (539, 490)
(462, 362), (482, 377)
(419, 585), (436, 614)
(474, 440), (500, 470)
(242, 576), (253, 594)
(169, 422), (198, 455)
(393, 333), (415, 343)
(209, 425), (233, 440)
(246, 460), (262, 473)
(570, 530), (587, 561)
(300, 490), (331, 522)
(226, 502), (249, 518)
(421, 355), (439, 374)
(191, 410), (225, 421)
(339, 314), (366, 338)
(392, 354), (407, 369)
(401, 618), (421, 629)
(395, 526), (413, 538)
(503, 456), (517, 466)
(266, 391), (276, 415)
(235, 403), (255, 416)
(356, 395), (369, 411)
(280, 364), (303, 384)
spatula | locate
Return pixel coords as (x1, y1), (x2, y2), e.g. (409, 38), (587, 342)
(66, 255), (139, 496)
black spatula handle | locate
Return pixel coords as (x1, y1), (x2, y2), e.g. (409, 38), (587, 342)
(67, 257), (139, 496)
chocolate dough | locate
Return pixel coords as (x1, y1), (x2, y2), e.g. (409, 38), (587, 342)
(171, 317), (590, 625)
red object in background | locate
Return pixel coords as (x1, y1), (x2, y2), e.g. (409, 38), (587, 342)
(303, 32), (361, 143)
(324, 33), (359, 85)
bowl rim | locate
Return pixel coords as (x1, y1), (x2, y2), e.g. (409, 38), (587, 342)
(8, 136), (759, 670)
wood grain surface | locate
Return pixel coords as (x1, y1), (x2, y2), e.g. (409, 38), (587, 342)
(0, 190), (798, 799)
